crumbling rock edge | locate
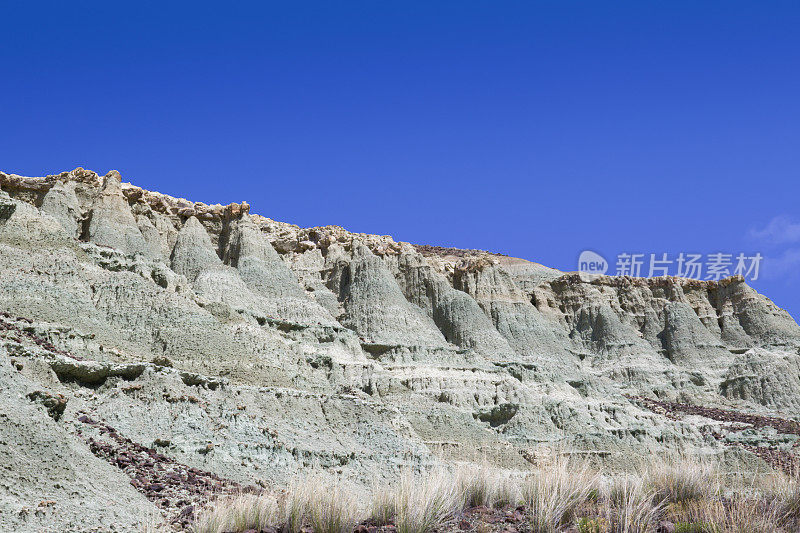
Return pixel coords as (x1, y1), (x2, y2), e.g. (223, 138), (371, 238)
(1, 168), (799, 532)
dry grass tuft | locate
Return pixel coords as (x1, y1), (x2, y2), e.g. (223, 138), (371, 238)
(456, 463), (499, 508)
(370, 464), (520, 533)
(192, 477), (361, 533)
(455, 462), (521, 509)
(192, 493), (280, 533)
(601, 475), (662, 533)
(392, 469), (460, 533)
(647, 455), (720, 505)
(193, 454), (800, 533)
(522, 454), (600, 532)
(667, 497), (780, 532)
(495, 472), (523, 508)
(369, 485), (396, 526)
(306, 481), (362, 533)
(281, 477), (314, 533)
(756, 471), (800, 529)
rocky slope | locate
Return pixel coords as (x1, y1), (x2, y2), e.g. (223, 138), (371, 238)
(1, 168), (799, 532)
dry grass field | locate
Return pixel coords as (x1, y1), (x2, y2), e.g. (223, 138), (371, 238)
(188, 456), (800, 533)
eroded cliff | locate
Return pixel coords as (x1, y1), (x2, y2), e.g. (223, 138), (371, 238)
(1, 168), (799, 532)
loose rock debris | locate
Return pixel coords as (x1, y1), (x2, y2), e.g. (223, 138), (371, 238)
(76, 413), (247, 529)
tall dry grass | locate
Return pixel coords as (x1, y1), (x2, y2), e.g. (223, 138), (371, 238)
(192, 477), (362, 533)
(306, 482), (361, 533)
(193, 453), (800, 533)
(369, 484), (396, 526)
(646, 455), (720, 505)
(601, 475), (663, 533)
(666, 497), (780, 532)
(521, 454), (600, 532)
(282, 477), (314, 533)
(756, 470), (800, 529)
(192, 493), (280, 533)
(392, 469), (460, 533)
(367, 463), (525, 533)
(456, 463), (500, 508)
(454, 462), (522, 509)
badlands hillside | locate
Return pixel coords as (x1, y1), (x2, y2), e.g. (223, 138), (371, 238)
(1, 168), (799, 531)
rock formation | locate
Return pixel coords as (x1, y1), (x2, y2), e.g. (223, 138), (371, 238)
(1, 167), (799, 532)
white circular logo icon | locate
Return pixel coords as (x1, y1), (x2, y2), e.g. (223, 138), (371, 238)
(578, 250), (608, 281)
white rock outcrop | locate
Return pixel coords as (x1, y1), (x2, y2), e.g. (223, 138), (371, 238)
(1, 168), (799, 531)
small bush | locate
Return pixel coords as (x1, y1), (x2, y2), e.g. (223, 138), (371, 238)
(674, 522), (706, 533)
(576, 516), (609, 533)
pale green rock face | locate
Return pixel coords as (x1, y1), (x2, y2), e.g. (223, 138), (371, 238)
(1, 168), (799, 532)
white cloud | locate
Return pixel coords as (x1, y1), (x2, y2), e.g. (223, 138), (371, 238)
(761, 248), (800, 280)
(749, 216), (800, 245)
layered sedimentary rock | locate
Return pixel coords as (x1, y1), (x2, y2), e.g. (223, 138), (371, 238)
(87, 171), (150, 255)
(221, 215), (338, 326)
(39, 180), (82, 238)
(390, 248), (515, 357)
(1, 167), (799, 531)
(332, 242), (449, 350)
(0, 348), (156, 532)
(720, 348), (800, 410)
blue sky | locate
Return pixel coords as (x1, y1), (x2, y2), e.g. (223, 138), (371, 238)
(2, 2), (798, 319)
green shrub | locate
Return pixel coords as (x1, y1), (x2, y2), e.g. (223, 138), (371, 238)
(675, 522), (707, 533)
(576, 516), (609, 533)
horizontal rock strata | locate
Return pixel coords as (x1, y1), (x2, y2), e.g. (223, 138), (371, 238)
(1, 168), (799, 531)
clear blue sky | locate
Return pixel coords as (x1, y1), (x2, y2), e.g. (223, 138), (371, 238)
(2, 2), (799, 319)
